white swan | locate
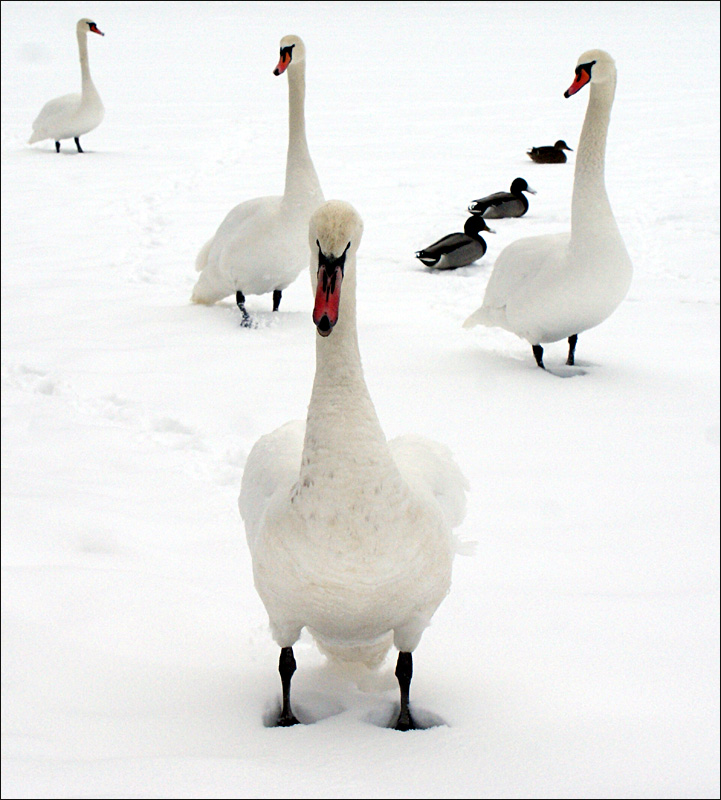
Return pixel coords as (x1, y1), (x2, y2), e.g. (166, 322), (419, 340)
(239, 200), (469, 730)
(464, 50), (632, 368)
(192, 35), (324, 326)
(28, 18), (105, 153)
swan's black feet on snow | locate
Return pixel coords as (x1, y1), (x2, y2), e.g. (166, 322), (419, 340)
(272, 290), (282, 312)
(74, 137), (84, 153)
(532, 344), (545, 369)
(275, 710), (301, 727)
(236, 290), (252, 327)
(566, 334), (578, 366)
(393, 651), (419, 731)
(55, 141), (60, 153)
(393, 707), (419, 731)
(275, 646), (300, 727)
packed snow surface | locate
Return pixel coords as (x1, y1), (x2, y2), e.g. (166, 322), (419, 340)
(2, 2), (719, 798)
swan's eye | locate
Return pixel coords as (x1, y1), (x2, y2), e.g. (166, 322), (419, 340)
(575, 60), (596, 78)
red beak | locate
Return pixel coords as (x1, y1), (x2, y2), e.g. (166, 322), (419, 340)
(564, 67), (590, 97)
(273, 52), (291, 76)
(89, 23), (104, 36)
(313, 264), (343, 336)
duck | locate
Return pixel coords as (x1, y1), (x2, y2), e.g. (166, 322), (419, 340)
(28, 19), (105, 153)
(468, 177), (537, 219)
(415, 215), (495, 270)
(463, 50), (632, 369)
(527, 140), (573, 163)
(239, 200), (469, 731)
(192, 35), (324, 326)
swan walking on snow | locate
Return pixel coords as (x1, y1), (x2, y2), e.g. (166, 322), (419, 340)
(464, 50), (632, 369)
(239, 201), (469, 730)
(28, 18), (105, 153)
(192, 35), (324, 326)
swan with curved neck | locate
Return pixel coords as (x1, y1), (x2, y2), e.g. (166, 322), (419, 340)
(415, 215), (495, 269)
(192, 35), (324, 326)
(28, 18), (105, 153)
(239, 201), (469, 730)
(464, 50), (632, 369)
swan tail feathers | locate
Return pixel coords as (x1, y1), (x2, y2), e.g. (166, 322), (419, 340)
(28, 130), (43, 144)
(463, 305), (504, 329)
(453, 534), (478, 557)
(313, 632), (393, 671)
(195, 237), (213, 272)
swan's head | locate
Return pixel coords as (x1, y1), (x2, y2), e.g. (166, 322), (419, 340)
(554, 140), (573, 151)
(274, 35), (306, 76)
(565, 49), (615, 97)
(77, 18), (104, 36)
(510, 177), (537, 196)
(309, 201), (364, 337)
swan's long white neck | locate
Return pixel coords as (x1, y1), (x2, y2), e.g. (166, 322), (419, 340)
(77, 28), (98, 100)
(571, 77), (618, 242)
(283, 63), (322, 205)
(301, 260), (392, 475)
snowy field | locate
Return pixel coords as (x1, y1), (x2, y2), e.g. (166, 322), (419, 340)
(2, 1), (719, 797)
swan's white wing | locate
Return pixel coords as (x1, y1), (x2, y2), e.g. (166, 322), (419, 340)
(389, 434), (469, 531)
(464, 232), (570, 328)
(30, 93), (82, 138)
(238, 419), (304, 549)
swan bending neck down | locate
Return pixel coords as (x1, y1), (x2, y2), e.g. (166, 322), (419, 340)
(191, 35), (324, 326)
(28, 18), (105, 153)
(239, 201), (469, 730)
(463, 50), (632, 369)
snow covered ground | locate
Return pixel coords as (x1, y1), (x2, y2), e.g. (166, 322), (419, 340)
(2, 1), (719, 797)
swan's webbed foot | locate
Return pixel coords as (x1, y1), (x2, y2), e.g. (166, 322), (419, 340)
(74, 137), (83, 153)
(532, 344), (545, 369)
(272, 290), (282, 312)
(394, 706), (419, 731)
(55, 141), (60, 153)
(566, 334), (578, 366)
(276, 709), (301, 727)
(276, 646), (301, 727)
(236, 291), (252, 327)
(393, 651), (419, 731)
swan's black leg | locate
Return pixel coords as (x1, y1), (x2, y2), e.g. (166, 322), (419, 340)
(532, 344), (545, 369)
(566, 334), (578, 366)
(74, 137), (83, 153)
(277, 646), (300, 727)
(236, 290), (252, 327)
(55, 141), (60, 153)
(272, 290), (282, 312)
(394, 651), (419, 731)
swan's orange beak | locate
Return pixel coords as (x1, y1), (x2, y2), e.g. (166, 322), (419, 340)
(274, 51), (292, 76)
(564, 67), (590, 97)
(89, 23), (104, 36)
(313, 263), (343, 337)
